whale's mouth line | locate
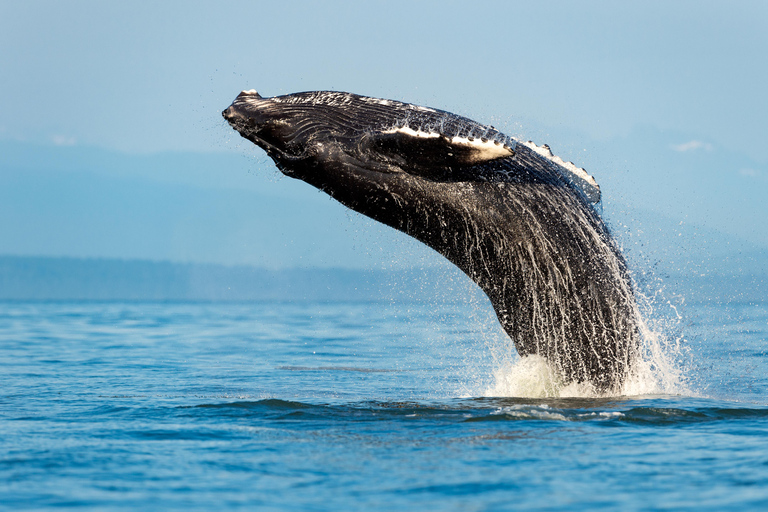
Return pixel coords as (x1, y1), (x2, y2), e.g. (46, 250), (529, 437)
(245, 132), (303, 162)
(223, 109), (304, 163)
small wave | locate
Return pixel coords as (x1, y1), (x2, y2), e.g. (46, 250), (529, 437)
(466, 403), (768, 425)
(462, 404), (624, 422)
(177, 397), (768, 427)
(191, 399), (315, 410)
(277, 366), (400, 373)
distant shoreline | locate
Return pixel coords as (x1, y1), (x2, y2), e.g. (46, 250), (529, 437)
(0, 254), (764, 304)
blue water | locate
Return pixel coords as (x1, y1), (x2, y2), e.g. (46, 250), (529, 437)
(2, 299), (768, 510)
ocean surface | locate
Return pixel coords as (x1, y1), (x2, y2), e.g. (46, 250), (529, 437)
(2, 297), (768, 510)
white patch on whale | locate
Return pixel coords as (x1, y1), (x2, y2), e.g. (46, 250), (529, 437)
(520, 140), (601, 203)
(449, 135), (515, 161)
(382, 126), (441, 138)
(382, 126), (516, 162)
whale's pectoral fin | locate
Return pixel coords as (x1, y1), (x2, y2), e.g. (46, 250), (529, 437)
(362, 129), (515, 181)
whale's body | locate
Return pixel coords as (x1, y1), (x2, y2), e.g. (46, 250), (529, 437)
(223, 90), (639, 390)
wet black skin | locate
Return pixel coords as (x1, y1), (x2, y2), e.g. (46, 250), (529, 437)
(223, 90), (639, 391)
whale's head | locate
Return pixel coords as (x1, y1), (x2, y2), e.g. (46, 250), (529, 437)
(222, 90), (526, 183)
(222, 89), (351, 165)
(223, 90), (600, 202)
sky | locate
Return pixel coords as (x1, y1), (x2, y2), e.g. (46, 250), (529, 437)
(1, 0), (767, 270)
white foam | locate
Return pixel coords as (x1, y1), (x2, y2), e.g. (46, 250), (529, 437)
(492, 404), (569, 421)
(483, 301), (691, 399)
(485, 355), (596, 398)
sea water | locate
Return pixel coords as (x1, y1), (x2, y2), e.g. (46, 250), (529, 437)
(2, 298), (768, 510)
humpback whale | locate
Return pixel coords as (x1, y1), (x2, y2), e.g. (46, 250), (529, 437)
(223, 90), (639, 391)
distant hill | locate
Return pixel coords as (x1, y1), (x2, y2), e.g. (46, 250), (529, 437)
(1, 137), (766, 304)
(2, 134), (767, 274)
(0, 140), (438, 269)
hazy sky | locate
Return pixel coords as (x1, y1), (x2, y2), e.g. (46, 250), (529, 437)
(1, 1), (767, 268)
(2, 1), (766, 158)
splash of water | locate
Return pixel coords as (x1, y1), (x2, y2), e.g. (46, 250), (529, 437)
(483, 282), (691, 399)
(486, 354), (596, 398)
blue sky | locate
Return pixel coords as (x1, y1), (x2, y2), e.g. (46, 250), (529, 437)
(1, 1), (766, 270)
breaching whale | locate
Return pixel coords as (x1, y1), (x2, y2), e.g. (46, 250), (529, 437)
(223, 90), (639, 391)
